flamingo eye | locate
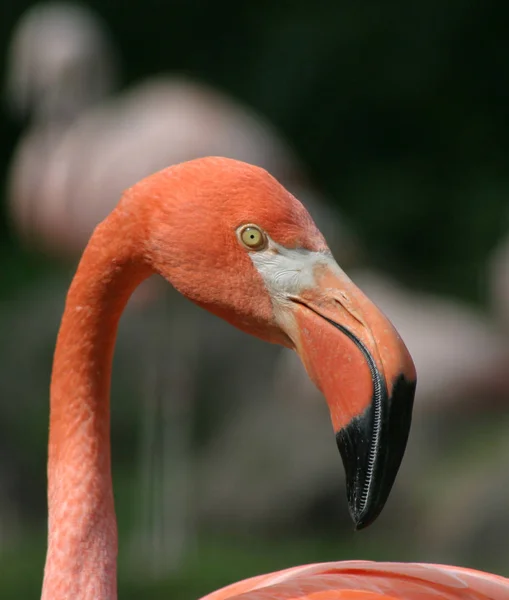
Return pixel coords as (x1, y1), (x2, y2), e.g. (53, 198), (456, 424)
(238, 224), (267, 250)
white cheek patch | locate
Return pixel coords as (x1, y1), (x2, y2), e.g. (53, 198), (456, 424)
(248, 237), (336, 301)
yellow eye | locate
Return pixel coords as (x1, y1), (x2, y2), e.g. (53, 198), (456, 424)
(238, 225), (267, 250)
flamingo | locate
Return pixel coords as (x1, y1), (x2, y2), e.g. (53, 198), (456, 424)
(41, 156), (509, 599)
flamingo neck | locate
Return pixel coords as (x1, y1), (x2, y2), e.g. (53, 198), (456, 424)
(42, 208), (151, 600)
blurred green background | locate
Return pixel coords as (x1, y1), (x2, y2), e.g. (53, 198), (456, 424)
(2, 1), (509, 598)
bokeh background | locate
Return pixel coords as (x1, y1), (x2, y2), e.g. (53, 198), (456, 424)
(2, 2), (509, 598)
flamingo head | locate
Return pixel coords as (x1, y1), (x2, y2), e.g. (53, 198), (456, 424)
(135, 157), (417, 529)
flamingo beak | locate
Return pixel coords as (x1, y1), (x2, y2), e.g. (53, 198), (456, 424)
(286, 262), (416, 529)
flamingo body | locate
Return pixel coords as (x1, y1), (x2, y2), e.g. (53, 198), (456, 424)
(203, 561), (509, 600)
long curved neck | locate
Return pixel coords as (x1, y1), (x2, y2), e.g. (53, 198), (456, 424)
(42, 208), (151, 600)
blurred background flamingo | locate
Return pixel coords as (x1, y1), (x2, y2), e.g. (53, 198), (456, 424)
(2, 1), (509, 598)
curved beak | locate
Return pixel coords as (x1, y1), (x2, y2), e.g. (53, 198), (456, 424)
(283, 259), (416, 529)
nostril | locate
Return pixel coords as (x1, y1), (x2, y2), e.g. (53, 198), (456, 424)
(333, 293), (348, 307)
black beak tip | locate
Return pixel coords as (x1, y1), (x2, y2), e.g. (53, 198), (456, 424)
(336, 373), (416, 530)
(353, 519), (370, 532)
(352, 508), (380, 531)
